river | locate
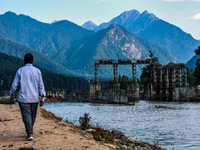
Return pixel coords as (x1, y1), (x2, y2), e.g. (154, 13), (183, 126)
(43, 100), (200, 150)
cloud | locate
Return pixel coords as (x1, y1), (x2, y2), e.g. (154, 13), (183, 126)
(164, 0), (200, 2)
(193, 13), (200, 19)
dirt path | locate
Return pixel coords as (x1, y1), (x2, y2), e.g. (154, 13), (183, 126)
(0, 104), (113, 150)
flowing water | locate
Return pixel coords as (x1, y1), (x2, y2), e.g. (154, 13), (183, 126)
(43, 100), (200, 150)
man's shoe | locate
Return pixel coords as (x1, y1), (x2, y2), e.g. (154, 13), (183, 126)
(27, 134), (33, 141)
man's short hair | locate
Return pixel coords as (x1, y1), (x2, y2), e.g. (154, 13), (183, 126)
(24, 53), (33, 63)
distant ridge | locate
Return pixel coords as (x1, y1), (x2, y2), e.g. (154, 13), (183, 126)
(51, 20), (59, 24)
(64, 24), (177, 77)
(0, 11), (93, 66)
(82, 9), (200, 62)
(82, 21), (98, 31)
(0, 33), (76, 76)
(0, 10), (197, 78)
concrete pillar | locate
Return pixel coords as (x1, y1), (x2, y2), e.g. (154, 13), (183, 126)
(113, 64), (118, 83)
(95, 63), (99, 83)
(90, 84), (95, 98)
(127, 82), (139, 101)
(185, 68), (188, 86)
(179, 68), (182, 87)
(166, 69), (169, 88)
(160, 68), (163, 98)
(172, 68), (175, 88)
(132, 63), (137, 82)
(153, 65), (156, 83)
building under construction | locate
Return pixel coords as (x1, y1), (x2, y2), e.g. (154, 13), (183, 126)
(90, 57), (189, 104)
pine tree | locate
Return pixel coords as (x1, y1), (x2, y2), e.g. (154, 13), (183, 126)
(193, 46), (200, 84)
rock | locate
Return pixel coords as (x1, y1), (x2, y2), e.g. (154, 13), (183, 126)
(58, 121), (67, 126)
(120, 145), (128, 149)
(113, 139), (121, 143)
(8, 144), (14, 147)
(104, 143), (116, 149)
(62, 132), (70, 135)
(53, 126), (58, 129)
(112, 130), (125, 139)
(18, 147), (36, 150)
(85, 129), (96, 132)
(112, 130), (124, 136)
(111, 130), (130, 141)
(85, 135), (91, 139)
(121, 135), (129, 141)
(44, 130), (55, 134)
(39, 131), (44, 134)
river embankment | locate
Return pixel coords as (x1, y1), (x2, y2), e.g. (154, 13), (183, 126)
(0, 104), (164, 150)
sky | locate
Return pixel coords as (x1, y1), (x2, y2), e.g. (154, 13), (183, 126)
(0, 0), (200, 39)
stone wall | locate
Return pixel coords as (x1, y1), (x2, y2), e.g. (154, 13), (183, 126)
(95, 90), (129, 104)
(75, 92), (90, 101)
(173, 86), (200, 101)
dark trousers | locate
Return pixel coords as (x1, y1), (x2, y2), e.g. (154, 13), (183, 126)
(19, 102), (38, 136)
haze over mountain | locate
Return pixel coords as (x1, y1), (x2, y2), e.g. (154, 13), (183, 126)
(0, 11), (93, 62)
(0, 11), (189, 78)
(33, 20), (93, 62)
(51, 20), (59, 24)
(64, 24), (177, 76)
(82, 9), (200, 63)
(82, 21), (98, 31)
(0, 34), (75, 76)
(0, 11), (49, 48)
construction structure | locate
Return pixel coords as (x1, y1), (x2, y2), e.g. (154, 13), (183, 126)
(90, 58), (158, 104)
(90, 57), (189, 103)
(151, 63), (188, 100)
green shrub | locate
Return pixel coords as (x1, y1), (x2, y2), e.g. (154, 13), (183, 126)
(79, 113), (91, 130)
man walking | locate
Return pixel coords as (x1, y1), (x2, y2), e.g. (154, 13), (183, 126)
(10, 53), (46, 141)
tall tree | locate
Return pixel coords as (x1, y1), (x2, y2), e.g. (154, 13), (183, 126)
(140, 51), (154, 88)
(194, 46), (200, 55)
(192, 46), (200, 85)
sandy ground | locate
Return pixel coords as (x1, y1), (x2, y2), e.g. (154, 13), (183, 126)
(0, 104), (113, 150)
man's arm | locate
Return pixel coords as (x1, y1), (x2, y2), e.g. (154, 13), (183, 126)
(10, 69), (20, 103)
(38, 70), (46, 106)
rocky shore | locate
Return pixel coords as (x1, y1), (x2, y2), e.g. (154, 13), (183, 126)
(0, 104), (165, 150)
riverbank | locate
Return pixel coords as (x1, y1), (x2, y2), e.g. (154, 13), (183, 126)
(0, 104), (165, 150)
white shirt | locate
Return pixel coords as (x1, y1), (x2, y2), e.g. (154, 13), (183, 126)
(10, 64), (46, 103)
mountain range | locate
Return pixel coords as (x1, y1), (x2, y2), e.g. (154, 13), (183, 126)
(82, 9), (200, 63)
(82, 21), (98, 31)
(186, 54), (200, 70)
(0, 34), (75, 76)
(64, 24), (177, 77)
(0, 10), (198, 78)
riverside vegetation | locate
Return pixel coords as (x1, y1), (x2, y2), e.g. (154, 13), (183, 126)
(78, 113), (165, 150)
(0, 104), (165, 150)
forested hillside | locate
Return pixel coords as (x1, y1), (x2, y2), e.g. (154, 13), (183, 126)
(0, 53), (89, 96)
(0, 33), (77, 76)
